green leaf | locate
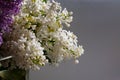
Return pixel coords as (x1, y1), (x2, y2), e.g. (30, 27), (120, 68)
(0, 69), (27, 80)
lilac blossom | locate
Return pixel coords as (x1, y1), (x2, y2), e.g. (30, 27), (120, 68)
(0, 0), (22, 45)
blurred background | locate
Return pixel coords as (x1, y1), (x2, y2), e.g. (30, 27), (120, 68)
(30, 0), (120, 80)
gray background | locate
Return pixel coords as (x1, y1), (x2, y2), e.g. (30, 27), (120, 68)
(30, 0), (120, 80)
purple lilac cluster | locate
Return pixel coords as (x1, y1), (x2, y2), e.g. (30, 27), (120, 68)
(0, 0), (22, 45)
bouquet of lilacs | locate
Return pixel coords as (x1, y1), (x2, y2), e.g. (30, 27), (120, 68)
(0, 0), (84, 79)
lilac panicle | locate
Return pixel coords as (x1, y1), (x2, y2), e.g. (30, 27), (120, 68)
(0, 0), (22, 45)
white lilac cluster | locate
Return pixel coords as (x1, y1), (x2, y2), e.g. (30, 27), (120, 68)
(39, 29), (84, 64)
(1, 27), (47, 69)
(1, 0), (84, 70)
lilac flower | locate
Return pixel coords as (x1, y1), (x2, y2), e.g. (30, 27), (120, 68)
(0, 0), (23, 15)
(0, 0), (22, 45)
